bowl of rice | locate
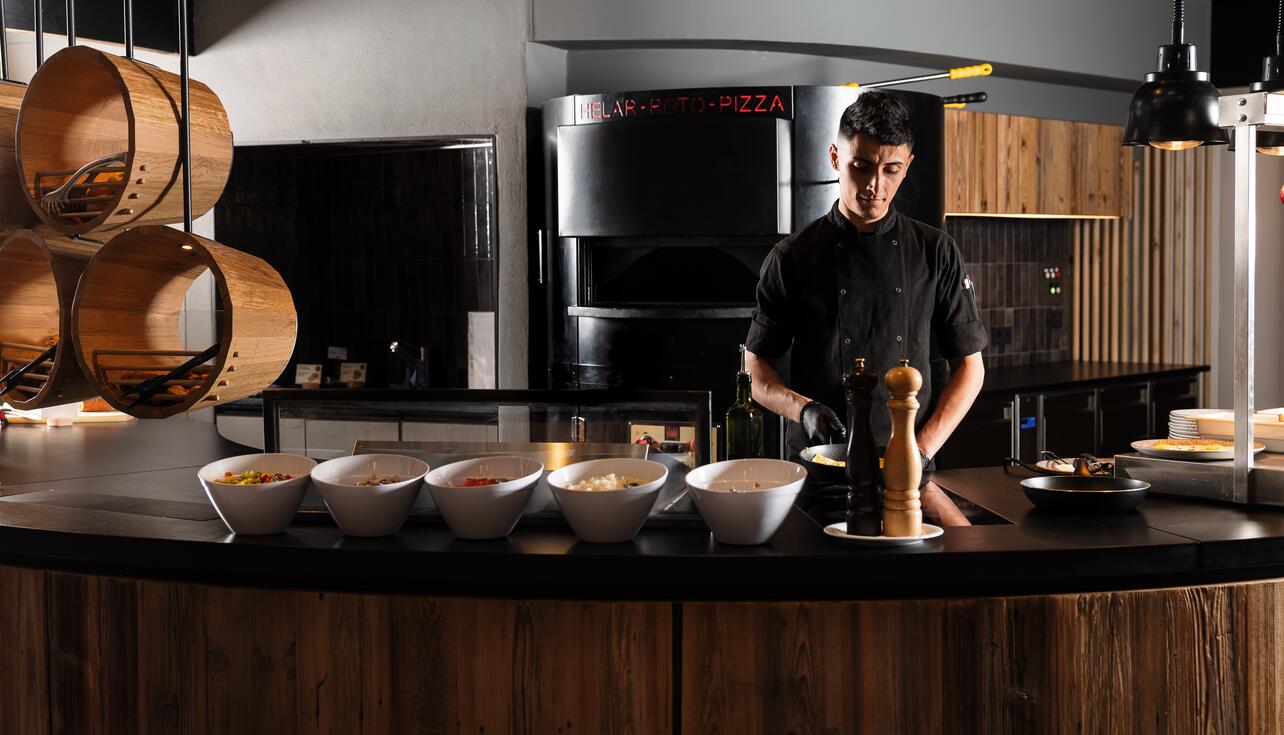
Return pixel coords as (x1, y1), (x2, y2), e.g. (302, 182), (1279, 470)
(546, 458), (668, 543)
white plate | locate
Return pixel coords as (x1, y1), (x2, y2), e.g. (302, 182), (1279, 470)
(1170, 408), (1227, 419)
(1131, 439), (1266, 461)
(823, 522), (943, 545)
(1036, 459), (1077, 474)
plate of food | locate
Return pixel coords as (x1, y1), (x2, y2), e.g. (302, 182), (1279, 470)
(1130, 438), (1266, 461)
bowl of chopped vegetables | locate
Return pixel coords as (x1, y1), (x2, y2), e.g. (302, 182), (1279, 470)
(545, 458), (668, 543)
(197, 453), (317, 535)
(310, 453), (430, 537)
(424, 456), (545, 540)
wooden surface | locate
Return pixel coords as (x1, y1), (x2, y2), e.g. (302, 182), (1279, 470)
(16, 45), (232, 236)
(0, 565), (48, 734)
(683, 579), (1284, 734)
(944, 110), (1132, 218)
(1071, 146), (1213, 402)
(2, 565), (672, 735)
(72, 226), (296, 419)
(8, 562), (1284, 733)
(0, 227), (101, 409)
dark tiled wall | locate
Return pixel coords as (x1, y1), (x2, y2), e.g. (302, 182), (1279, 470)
(947, 217), (1072, 368)
(214, 141), (497, 388)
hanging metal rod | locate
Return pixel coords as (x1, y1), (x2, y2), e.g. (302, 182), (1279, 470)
(178, 0), (191, 233)
(65, 0), (74, 46)
(33, 0), (41, 67)
(122, 0), (133, 59)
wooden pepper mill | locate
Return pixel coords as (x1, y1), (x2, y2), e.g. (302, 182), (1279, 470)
(882, 358), (923, 537)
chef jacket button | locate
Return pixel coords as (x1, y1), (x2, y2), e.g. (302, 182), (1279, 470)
(896, 335), (903, 343)
(840, 288), (847, 296)
(895, 287), (903, 294)
(844, 338), (852, 345)
(892, 240), (898, 246)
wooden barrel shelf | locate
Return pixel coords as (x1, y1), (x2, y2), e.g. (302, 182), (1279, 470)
(16, 45), (233, 236)
(71, 226), (296, 419)
(0, 228), (99, 409)
(0, 82), (39, 232)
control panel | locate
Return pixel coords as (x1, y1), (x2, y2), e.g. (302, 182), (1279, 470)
(1038, 265), (1064, 306)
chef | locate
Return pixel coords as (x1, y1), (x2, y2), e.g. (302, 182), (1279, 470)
(744, 91), (987, 465)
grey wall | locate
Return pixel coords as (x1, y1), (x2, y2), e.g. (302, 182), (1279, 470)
(1214, 147), (1284, 410)
(532, 0), (1209, 84)
(191, 0), (533, 389)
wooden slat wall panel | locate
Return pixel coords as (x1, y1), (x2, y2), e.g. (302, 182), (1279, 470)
(1071, 147), (1213, 378)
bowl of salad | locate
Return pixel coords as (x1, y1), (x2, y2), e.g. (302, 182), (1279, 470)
(424, 456), (544, 539)
(197, 453), (317, 535)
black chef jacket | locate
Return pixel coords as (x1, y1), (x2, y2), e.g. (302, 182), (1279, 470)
(745, 202), (988, 457)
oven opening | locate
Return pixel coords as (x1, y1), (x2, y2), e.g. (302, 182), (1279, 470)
(586, 237), (775, 307)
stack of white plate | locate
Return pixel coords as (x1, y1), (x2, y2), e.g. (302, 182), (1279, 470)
(1168, 408), (1224, 439)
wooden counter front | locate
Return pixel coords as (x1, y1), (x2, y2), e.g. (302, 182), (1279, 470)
(4, 562), (1284, 733)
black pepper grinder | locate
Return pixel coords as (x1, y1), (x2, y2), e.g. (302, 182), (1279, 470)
(843, 357), (883, 537)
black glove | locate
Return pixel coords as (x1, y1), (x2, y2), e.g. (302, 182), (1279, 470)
(919, 448), (933, 473)
(800, 401), (846, 445)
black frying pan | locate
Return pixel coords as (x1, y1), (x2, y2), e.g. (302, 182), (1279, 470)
(1019, 475), (1150, 514)
(798, 443), (848, 485)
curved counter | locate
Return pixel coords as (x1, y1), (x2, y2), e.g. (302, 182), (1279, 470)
(3, 418), (1284, 732)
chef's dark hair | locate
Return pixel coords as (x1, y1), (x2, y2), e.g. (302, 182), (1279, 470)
(838, 92), (914, 150)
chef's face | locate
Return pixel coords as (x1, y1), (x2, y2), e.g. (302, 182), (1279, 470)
(830, 134), (914, 226)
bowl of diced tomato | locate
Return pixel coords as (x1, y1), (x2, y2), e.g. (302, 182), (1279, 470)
(197, 453), (317, 535)
(423, 456), (544, 539)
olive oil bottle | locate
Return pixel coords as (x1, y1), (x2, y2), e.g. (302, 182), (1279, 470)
(724, 345), (764, 460)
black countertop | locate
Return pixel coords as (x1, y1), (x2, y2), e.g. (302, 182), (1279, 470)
(978, 360), (1207, 396)
(1, 416), (1280, 600)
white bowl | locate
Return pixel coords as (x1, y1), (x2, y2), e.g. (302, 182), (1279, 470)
(310, 454), (429, 537)
(198, 453), (317, 535)
(424, 456), (544, 539)
(686, 459), (807, 545)
(546, 458), (668, 543)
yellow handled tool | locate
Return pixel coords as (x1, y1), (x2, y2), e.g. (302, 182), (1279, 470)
(948, 63), (993, 80)
(844, 62), (995, 90)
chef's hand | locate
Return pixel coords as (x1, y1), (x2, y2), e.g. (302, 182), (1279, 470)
(800, 401), (846, 444)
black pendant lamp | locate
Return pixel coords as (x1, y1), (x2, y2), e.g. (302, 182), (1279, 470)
(1123, 0), (1229, 150)
(1251, 0), (1284, 155)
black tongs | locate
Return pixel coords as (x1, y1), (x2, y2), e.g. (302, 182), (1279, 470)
(0, 342), (57, 395)
(121, 343), (219, 407)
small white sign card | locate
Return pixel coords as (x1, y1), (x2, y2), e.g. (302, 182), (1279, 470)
(295, 363), (322, 388)
(339, 362), (367, 385)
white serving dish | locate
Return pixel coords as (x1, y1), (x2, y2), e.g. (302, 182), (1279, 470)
(685, 458), (807, 545)
(198, 453), (317, 535)
(546, 458), (668, 543)
(424, 456), (544, 539)
(1197, 416), (1284, 443)
(310, 454), (429, 537)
